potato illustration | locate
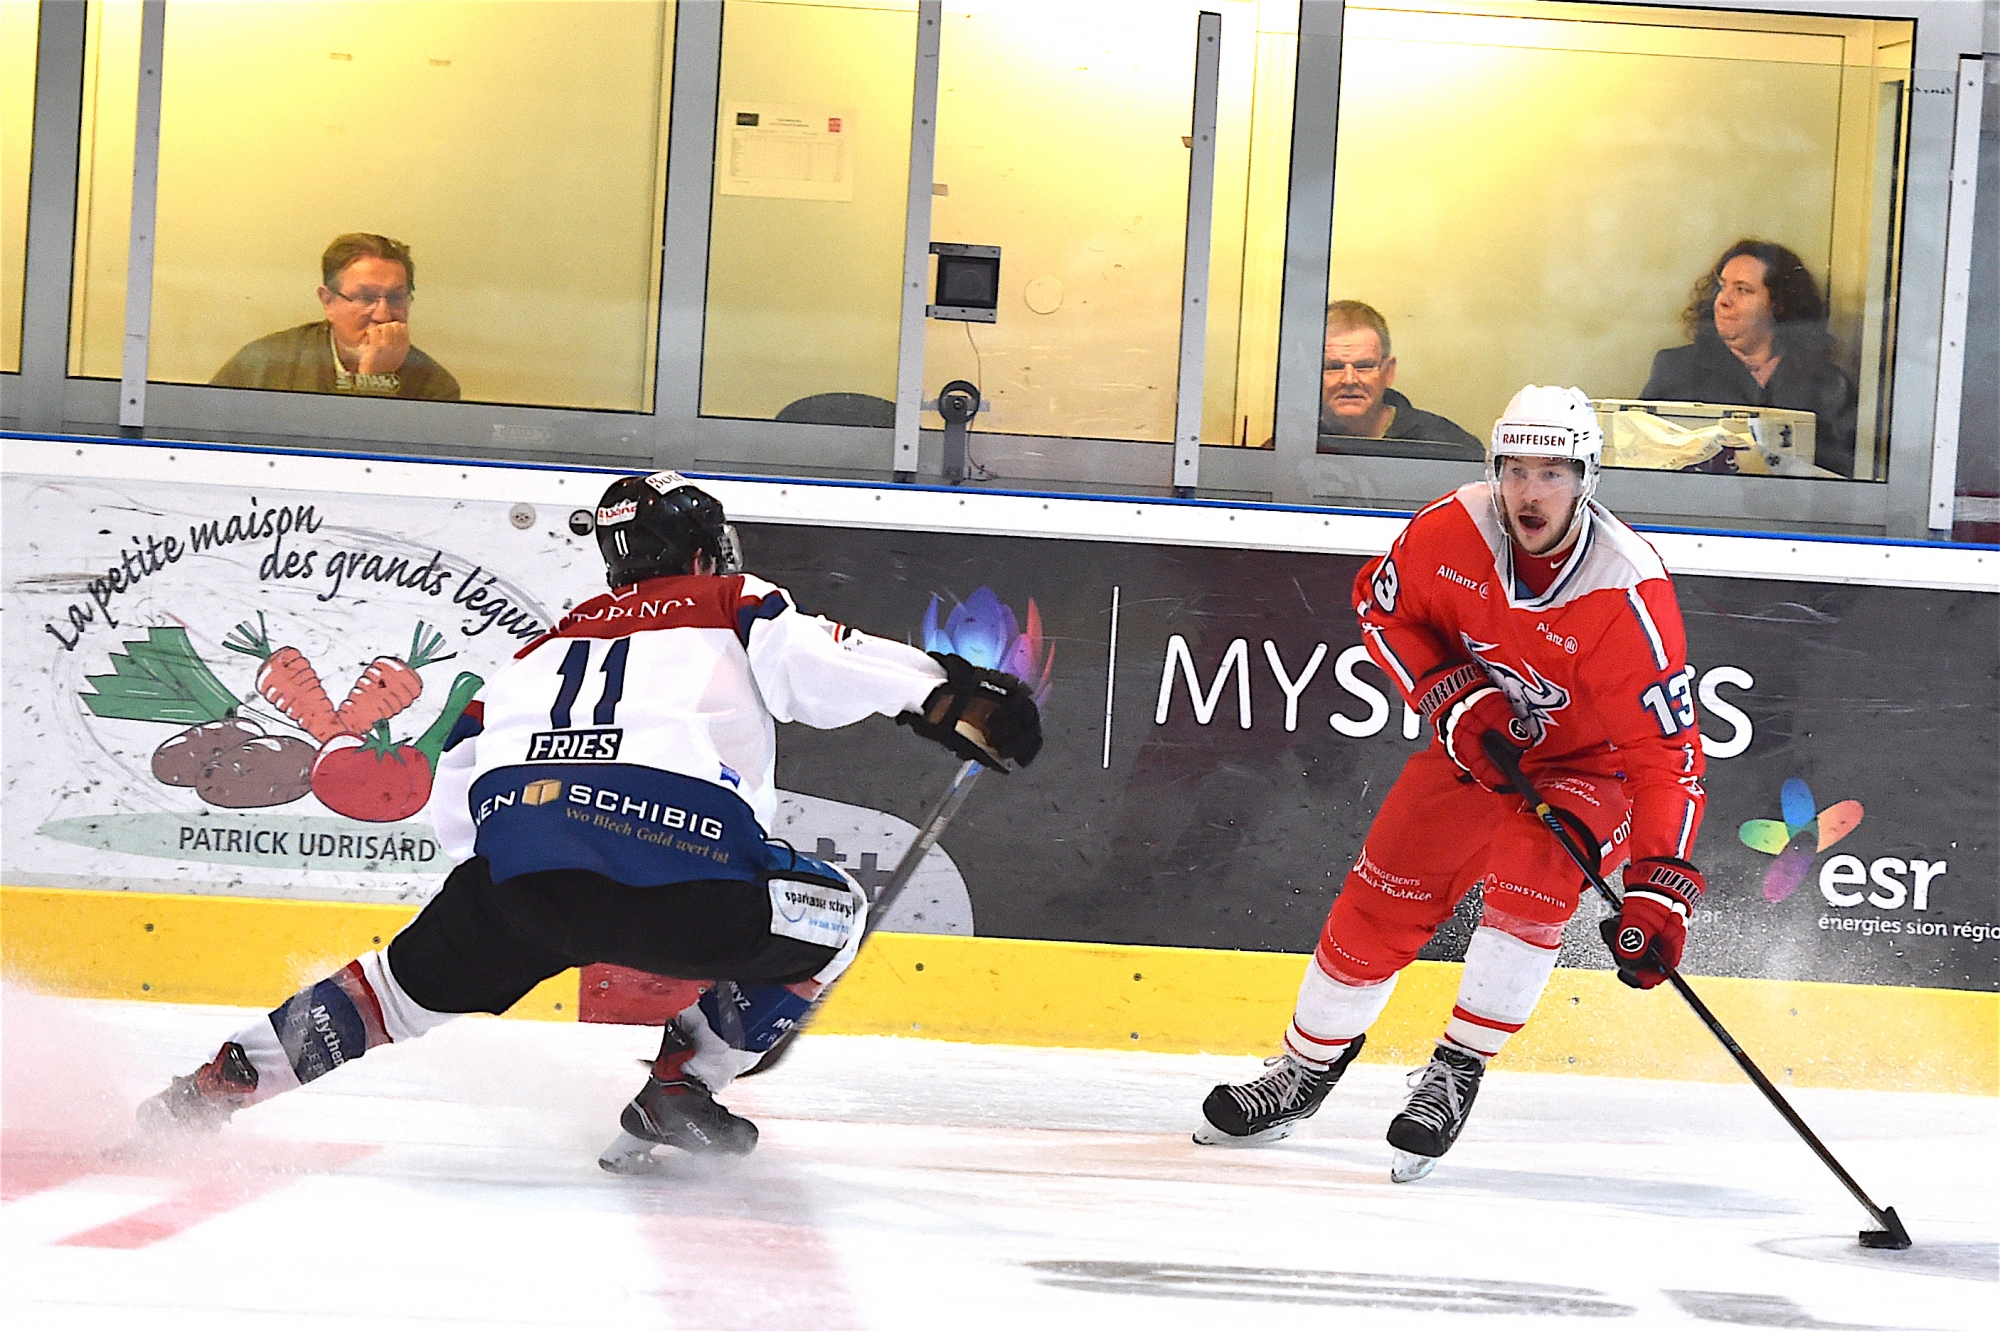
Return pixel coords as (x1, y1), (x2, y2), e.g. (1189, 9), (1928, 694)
(195, 735), (315, 808)
(152, 718), (261, 787)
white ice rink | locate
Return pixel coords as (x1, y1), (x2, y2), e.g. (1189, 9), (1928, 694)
(2, 989), (1993, 1331)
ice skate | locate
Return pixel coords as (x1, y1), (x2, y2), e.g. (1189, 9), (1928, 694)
(599, 1019), (759, 1174)
(1386, 1044), (1485, 1182)
(135, 1041), (259, 1133)
(598, 1072), (760, 1173)
(1194, 1034), (1365, 1146)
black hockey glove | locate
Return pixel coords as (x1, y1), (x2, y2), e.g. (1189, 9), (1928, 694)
(1598, 857), (1705, 990)
(898, 652), (1044, 772)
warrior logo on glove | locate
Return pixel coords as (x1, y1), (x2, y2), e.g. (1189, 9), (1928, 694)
(1605, 856), (1706, 989)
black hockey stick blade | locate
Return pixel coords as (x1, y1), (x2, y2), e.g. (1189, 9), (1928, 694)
(739, 759), (985, 1077)
(1859, 1206), (1912, 1250)
(1479, 731), (1914, 1251)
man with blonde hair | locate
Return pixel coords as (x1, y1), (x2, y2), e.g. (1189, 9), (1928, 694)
(1319, 300), (1479, 458)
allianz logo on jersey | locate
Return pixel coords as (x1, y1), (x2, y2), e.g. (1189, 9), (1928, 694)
(527, 727), (623, 761)
(477, 778), (727, 841)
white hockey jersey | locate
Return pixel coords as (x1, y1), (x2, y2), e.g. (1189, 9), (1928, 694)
(425, 572), (947, 886)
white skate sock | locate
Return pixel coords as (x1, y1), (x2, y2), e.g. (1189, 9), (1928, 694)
(356, 950), (457, 1042)
(225, 950), (457, 1105)
(1442, 925), (1560, 1059)
(1284, 959), (1396, 1068)
(229, 1020), (302, 1105)
(675, 1002), (765, 1092)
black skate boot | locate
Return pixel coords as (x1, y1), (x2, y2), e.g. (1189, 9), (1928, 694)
(1193, 1034), (1366, 1146)
(1386, 1044), (1486, 1182)
(598, 1019), (758, 1174)
(136, 1042), (259, 1133)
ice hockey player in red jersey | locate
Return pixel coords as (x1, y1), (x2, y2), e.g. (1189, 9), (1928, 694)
(1195, 385), (1706, 1182)
(139, 472), (1043, 1172)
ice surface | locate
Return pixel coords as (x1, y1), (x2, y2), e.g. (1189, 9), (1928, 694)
(2, 988), (1993, 1330)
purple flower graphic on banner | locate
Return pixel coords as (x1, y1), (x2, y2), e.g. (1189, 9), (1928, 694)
(921, 588), (1054, 704)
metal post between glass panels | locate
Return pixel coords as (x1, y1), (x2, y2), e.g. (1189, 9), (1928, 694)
(1926, 55), (1985, 532)
(892, 1), (942, 481)
(1172, 11), (1222, 498)
(116, 0), (164, 429)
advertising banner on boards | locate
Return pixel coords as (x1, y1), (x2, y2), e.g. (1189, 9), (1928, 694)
(5, 449), (1993, 992)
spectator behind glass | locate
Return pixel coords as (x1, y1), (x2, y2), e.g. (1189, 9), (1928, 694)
(1641, 240), (1857, 478)
(1317, 301), (1481, 459)
(211, 233), (461, 400)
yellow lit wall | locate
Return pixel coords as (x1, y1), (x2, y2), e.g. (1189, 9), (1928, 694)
(699, 0), (918, 423)
(69, 0), (675, 411)
(1326, 2), (1910, 446)
(1, 0), (38, 374)
(699, 0), (1298, 447)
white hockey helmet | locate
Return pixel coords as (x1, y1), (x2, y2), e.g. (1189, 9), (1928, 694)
(1488, 385), (1603, 542)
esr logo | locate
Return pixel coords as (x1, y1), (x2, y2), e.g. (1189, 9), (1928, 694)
(1818, 853), (1947, 912)
(1741, 776), (1947, 913)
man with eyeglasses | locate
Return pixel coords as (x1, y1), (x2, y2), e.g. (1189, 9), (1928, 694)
(212, 233), (461, 400)
(1317, 300), (1478, 460)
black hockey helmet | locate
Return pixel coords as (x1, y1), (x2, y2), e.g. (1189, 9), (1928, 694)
(593, 471), (741, 588)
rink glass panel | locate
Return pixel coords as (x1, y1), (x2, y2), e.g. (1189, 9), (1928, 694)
(1317, 2), (1912, 483)
(0, 0), (36, 374)
(697, 0), (919, 427)
(696, 0), (1298, 450)
(64, 0), (677, 412)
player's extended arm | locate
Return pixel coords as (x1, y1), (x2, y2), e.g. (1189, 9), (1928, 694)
(741, 581), (943, 724)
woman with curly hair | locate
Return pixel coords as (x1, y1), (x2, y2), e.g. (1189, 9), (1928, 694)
(1641, 240), (1859, 478)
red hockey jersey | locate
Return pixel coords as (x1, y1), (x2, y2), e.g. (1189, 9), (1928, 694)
(1354, 482), (1705, 866)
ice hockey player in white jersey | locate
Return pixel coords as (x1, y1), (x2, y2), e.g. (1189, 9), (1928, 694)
(139, 472), (1044, 1169)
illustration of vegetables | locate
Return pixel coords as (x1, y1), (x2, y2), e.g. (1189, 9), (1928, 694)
(197, 735), (316, 808)
(222, 613), (345, 743)
(153, 717), (262, 785)
(81, 626), (239, 725)
(333, 622), (457, 737)
(309, 671), (484, 823)
(79, 626), (313, 808)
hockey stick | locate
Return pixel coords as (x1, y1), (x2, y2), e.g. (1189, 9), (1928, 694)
(736, 757), (985, 1075)
(1480, 731), (1912, 1251)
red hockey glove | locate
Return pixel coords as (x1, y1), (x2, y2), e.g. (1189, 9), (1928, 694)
(1415, 662), (1528, 792)
(1602, 857), (1705, 989)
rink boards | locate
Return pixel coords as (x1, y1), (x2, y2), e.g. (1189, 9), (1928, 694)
(2, 434), (1995, 1094)
(2, 885), (1992, 1095)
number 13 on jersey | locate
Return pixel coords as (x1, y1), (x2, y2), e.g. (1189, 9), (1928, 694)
(1639, 665), (1696, 736)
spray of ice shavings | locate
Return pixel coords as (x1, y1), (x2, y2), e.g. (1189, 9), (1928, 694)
(1, 982), (141, 1152)
(920, 588), (1054, 705)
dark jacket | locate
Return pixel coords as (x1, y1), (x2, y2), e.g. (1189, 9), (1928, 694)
(1640, 333), (1856, 478)
(211, 321), (461, 401)
(1317, 388), (1484, 460)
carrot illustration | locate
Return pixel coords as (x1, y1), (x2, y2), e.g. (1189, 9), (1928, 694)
(222, 613), (346, 743)
(334, 622), (458, 737)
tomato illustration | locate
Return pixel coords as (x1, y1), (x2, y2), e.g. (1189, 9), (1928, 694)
(311, 725), (434, 823)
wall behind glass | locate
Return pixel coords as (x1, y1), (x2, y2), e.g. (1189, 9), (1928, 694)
(700, 0), (918, 426)
(700, 0), (1297, 448)
(922, 0), (1295, 446)
(2, 0), (42, 374)
(69, 0), (675, 411)
(1323, 2), (1910, 480)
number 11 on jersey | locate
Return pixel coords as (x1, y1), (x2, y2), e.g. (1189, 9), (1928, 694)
(551, 638), (631, 729)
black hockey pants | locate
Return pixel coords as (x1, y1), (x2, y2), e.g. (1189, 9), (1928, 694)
(386, 856), (839, 1016)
